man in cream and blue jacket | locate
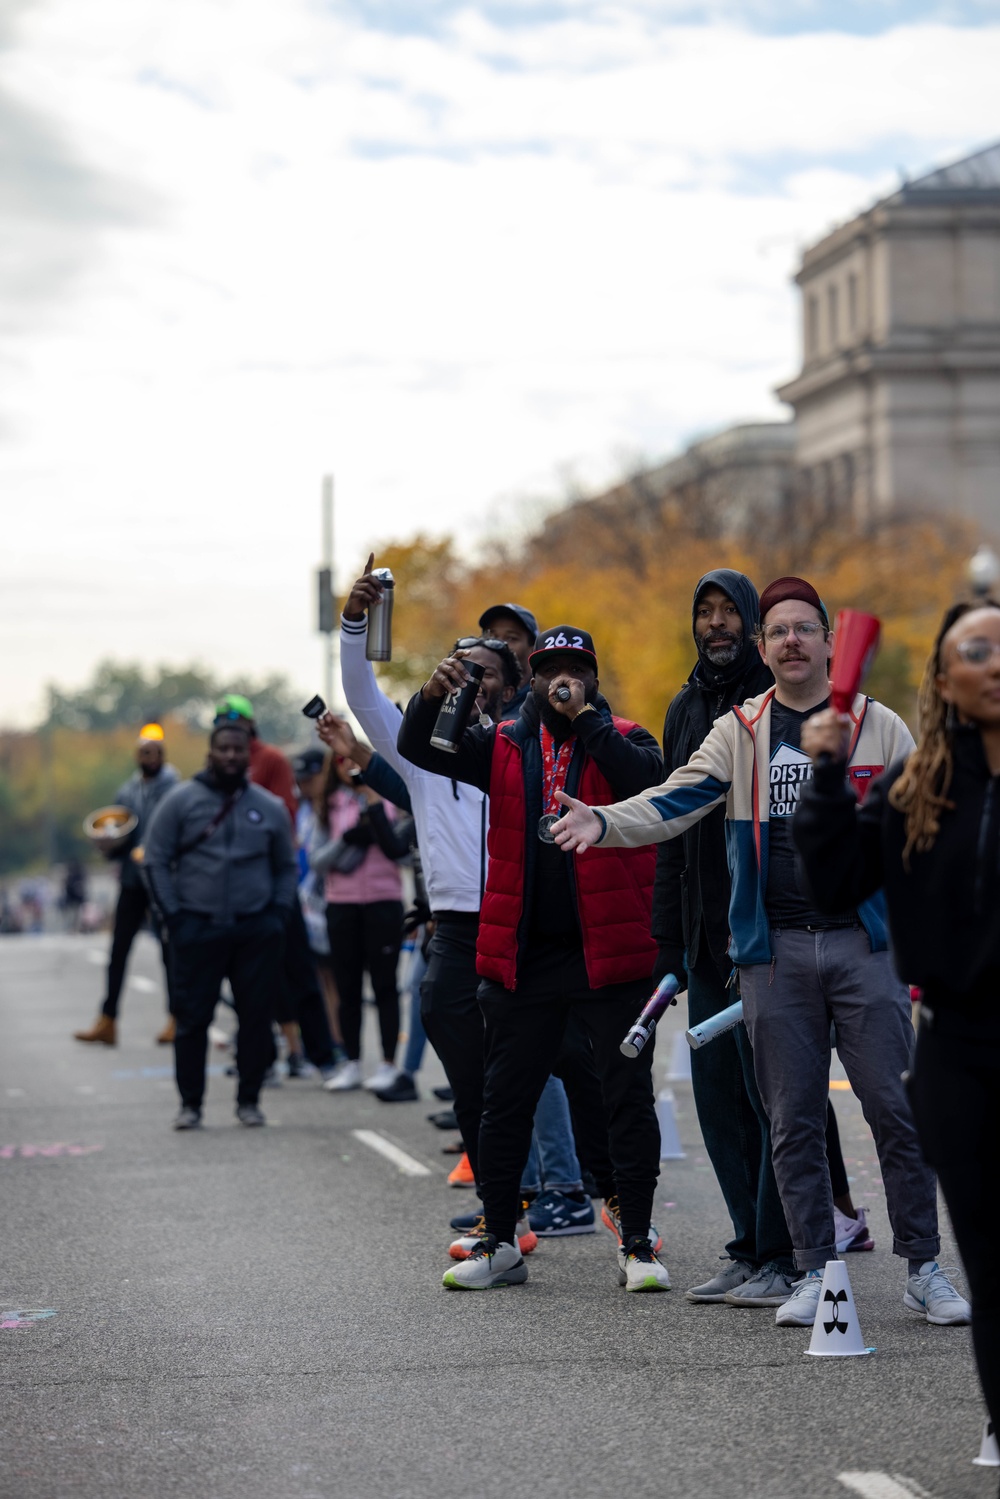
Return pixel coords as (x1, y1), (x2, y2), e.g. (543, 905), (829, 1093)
(554, 577), (970, 1330)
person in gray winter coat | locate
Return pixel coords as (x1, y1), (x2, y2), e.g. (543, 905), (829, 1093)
(144, 723), (297, 1130)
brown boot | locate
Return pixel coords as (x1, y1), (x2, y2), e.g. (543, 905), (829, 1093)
(73, 1015), (117, 1046)
(156, 1015), (176, 1045)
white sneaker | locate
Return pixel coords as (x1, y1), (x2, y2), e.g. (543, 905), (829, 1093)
(774, 1268), (824, 1326)
(442, 1238), (528, 1290)
(323, 1059), (362, 1092)
(617, 1237), (671, 1292)
(834, 1204), (875, 1252)
(903, 1262), (971, 1325)
(364, 1061), (399, 1092)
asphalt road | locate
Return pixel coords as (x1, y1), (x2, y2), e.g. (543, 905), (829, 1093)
(1, 932), (993, 1499)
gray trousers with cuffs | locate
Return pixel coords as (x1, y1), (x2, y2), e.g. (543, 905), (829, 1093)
(739, 925), (940, 1273)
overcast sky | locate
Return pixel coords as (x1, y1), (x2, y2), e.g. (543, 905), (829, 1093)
(1, 0), (997, 726)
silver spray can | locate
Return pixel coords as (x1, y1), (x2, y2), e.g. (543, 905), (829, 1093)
(365, 568), (395, 662)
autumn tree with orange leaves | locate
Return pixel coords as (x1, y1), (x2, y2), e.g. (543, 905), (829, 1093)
(362, 499), (979, 737)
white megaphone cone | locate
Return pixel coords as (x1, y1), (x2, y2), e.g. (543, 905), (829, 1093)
(805, 1260), (874, 1357)
(667, 1031), (692, 1082)
(655, 1089), (685, 1160)
(973, 1419), (1000, 1467)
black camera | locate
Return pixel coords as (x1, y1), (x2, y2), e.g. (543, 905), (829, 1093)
(301, 695), (326, 719)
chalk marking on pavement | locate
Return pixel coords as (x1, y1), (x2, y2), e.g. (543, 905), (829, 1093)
(0, 1144), (103, 1159)
(837, 1474), (934, 1499)
(351, 1130), (432, 1177)
(830, 1079), (853, 1091)
(1, 1309), (57, 1330)
(129, 976), (157, 993)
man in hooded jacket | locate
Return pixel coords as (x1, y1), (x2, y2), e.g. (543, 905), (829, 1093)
(652, 571), (796, 1303)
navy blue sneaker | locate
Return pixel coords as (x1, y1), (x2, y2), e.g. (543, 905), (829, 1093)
(527, 1189), (596, 1237)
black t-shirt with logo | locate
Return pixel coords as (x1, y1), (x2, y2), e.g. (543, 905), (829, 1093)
(764, 698), (855, 928)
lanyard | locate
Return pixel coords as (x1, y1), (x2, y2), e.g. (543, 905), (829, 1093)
(539, 725), (574, 816)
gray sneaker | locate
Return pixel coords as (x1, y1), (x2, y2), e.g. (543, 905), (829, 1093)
(774, 1268), (824, 1326)
(685, 1259), (753, 1303)
(173, 1106), (202, 1130)
(725, 1262), (799, 1307)
(903, 1262), (971, 1325)
(235, 1103), (266, 1127)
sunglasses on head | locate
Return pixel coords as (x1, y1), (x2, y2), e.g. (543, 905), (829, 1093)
(453, 637), (510, 654)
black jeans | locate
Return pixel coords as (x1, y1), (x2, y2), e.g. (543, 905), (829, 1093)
(477, 939), (660, 1248)
(278, 900), (336, 1067)
(325, 901), (402, 1063)
(104, 881), (170, 1019)
(170, 908), (284, 1109)
(420, 913), (484, 1181)
(908, 1010), (1000, 1432)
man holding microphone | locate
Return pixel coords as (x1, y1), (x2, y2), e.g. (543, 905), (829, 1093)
(398, 625), (669, 1293)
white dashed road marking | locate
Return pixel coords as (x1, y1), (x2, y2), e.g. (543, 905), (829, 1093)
(350, 1130), (432, 1177)
(838, 1474), (935, 1499)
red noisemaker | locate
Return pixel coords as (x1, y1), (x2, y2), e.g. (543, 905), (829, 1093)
(830, 610), (881, 713)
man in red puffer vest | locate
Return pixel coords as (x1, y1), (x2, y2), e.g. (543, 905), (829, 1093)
(398, 625), (670, 1294)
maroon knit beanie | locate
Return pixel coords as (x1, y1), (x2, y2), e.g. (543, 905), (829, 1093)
(757, 576), (829, 629)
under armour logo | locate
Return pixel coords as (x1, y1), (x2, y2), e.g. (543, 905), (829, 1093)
(823, 1287), (849, 1335)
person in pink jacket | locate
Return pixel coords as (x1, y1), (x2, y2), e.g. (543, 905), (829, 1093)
(313, 748), (411, 1093)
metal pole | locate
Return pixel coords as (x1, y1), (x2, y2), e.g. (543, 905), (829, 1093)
(322, 475), (338, 710)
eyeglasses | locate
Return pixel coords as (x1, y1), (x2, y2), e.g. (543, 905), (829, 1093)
(761, 621), (825, 643)
(954, 637), (1000, 666)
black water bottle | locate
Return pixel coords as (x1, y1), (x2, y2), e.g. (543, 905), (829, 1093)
(429, 660), (485, 753)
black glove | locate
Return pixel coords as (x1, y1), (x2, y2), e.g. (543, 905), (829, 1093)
(342, 822), (375, 848)
(652, 945), (687, 988)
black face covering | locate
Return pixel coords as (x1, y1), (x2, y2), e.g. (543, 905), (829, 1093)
(208, 765), (247, 794)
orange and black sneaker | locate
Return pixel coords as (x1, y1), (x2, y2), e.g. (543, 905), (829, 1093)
(601, 1195), (663, 1253)
(446, 1151), (476, 1188)
(449, 1205), (537, 1261)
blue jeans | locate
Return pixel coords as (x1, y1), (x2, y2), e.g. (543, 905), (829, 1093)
(520, 1074), (584, 1195)
(402, 940), (428, 1077)
(687, 949), (793, 1273)
(740, 926), (939, 1272)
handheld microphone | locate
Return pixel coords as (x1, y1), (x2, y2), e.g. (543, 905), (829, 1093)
(620, 974), (680, 1058)
(554, 686), (571, 702)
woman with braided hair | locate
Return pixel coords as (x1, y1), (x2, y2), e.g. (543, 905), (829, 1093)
(794, 598), (1000, 1449)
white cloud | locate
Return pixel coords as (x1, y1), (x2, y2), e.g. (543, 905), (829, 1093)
(0, 0), (997, 723)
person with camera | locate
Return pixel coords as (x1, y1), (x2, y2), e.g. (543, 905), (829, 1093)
(332, 558), (520, 1196)
(312, 737), (412, 1094)
(143, 721), (297, 1130)
(398, 625), (669, 1293)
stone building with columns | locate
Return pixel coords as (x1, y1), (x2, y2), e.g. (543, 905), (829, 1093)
(776, 140), (1000, 534)
(553, 142), (1000, 546)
